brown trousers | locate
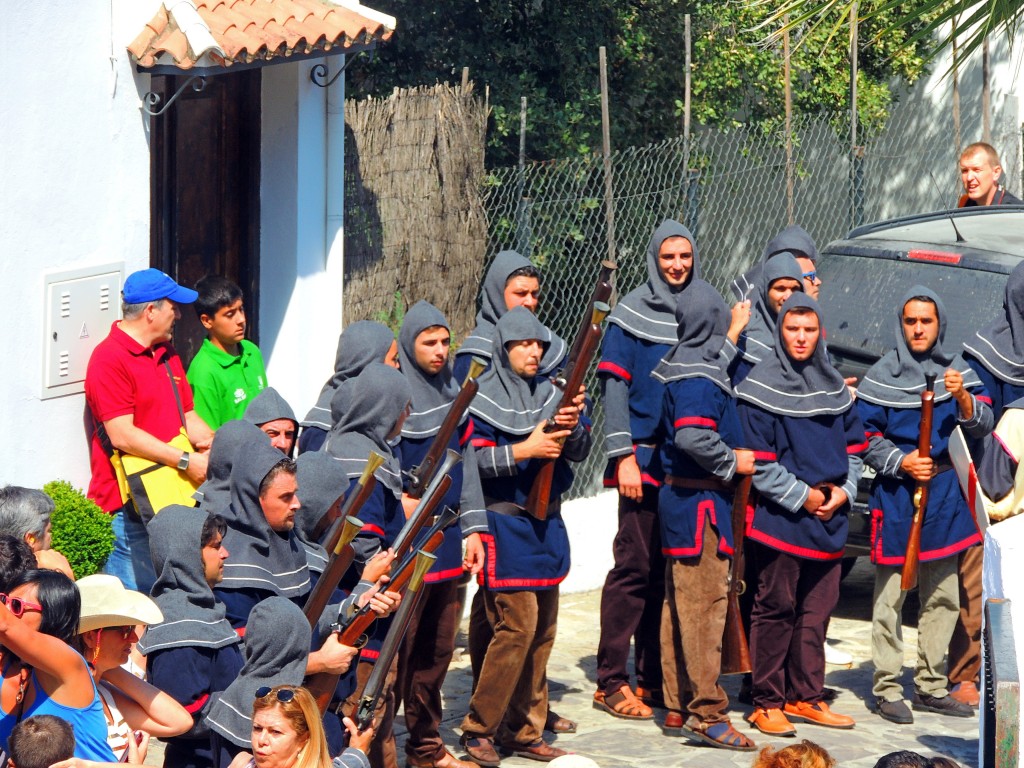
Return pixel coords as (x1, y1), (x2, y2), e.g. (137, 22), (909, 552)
(461, 587), (559, 746)
(397, 579), (461, 763)
(342, 657), (398, 768)
(947, 545), (983, 685)
(660, 517), (731, 724)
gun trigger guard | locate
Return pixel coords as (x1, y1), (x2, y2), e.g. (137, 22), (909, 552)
(355, 634), (369, 650)
(736, 579), (746, 596)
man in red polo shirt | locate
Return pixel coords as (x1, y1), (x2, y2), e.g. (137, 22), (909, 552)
(86, 268), (214, 591)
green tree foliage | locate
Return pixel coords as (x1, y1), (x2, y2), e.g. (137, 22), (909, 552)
(348, 1), (931, 165)
(43, 480), (115, 579)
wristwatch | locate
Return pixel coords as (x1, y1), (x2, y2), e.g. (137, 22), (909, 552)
(177, 452), (190, 471)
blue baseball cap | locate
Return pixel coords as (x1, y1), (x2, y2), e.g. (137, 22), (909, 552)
(123, 268), (198, 304)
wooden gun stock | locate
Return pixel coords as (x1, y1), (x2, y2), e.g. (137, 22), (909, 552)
(901, 373), (938, 591)
(526, 303), (609, 521)
(337, 529), (446, 648)
(406, 359), (485, 499)
(392, 473), (452, 562)
(303, 516), (364, 630)
(561, 260), (617, 373)
(721, 473), (753, 675)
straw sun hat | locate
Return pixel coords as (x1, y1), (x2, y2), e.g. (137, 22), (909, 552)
(76, 574), (163, 634)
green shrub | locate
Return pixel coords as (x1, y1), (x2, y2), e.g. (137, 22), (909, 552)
(43, 480), (115, 579)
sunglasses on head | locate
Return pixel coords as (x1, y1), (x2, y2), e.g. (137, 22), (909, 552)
(255, 686), (296, 703)
(0, 593), (43, 618)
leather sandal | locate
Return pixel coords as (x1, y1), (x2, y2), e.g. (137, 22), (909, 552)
(593, 684), (654, 720)
(544, 709), (577, 733)
(636, 686), (665, 708)
(499, 739), (569, 763)
(681, 717), (757, 752)
(406, 750), (477, 768)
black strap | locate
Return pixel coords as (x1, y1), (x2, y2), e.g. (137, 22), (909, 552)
(164, 360), (187, 429)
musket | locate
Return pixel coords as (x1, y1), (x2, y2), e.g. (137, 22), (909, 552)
(338, 506), (458, 648)
(406, 358), (486, 499)
(321, 452), (387, 555)
(302, 515), (364, 631)
(354, 550), (436, 730)
(526, 301), (610, 521)
(392, 449), (460, 561)
(901, 373), (938, 591)
(721, 473), (753, 675)
(556, 260), (617, 387)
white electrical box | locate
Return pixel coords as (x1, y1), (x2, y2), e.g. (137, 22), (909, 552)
(42, 264), (124, 400)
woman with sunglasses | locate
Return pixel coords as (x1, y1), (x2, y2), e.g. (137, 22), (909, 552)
(0, 569), (116, 760)
(76, 574), (193, 763)
(232, 685), (373, 768)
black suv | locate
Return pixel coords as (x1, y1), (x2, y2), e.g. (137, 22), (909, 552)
(817, 207), (1024, 565)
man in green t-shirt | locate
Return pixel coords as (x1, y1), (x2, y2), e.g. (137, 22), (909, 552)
(186, 275), (267, 429)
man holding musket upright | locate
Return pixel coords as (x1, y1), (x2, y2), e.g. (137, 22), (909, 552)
(459, 307), (590, 766)
(857, 286), (992, 725)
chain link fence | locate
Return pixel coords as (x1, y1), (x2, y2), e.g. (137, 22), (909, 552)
(482, 101), (1021, 499)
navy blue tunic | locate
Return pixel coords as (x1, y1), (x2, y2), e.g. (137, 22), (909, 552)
(740, 405), (866, 560)
(471, 418), (583, 591)
(967, 354), (1024, 421)
(399, 421), (473, 583)
(597, 324), (669, 487)
(858, 394), (986, 565)
(657, 378), (742, 558)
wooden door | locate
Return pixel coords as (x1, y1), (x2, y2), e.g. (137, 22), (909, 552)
(149, 69), (261, 366)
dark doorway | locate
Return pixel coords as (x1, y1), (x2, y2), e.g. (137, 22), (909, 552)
(149, 69), (262, 367)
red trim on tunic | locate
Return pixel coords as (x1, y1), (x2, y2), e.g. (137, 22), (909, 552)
(752, 450), (778, 461)
(597, 361), (632, 382)
(362, 523), (386, 538)
(471, 438), (497, 448)
(747, 528), (844, 561)
(184, 693), (210, 714)
(479, 532), (567, 590)
(662, 500), (734, 558)
(977, 395), (993, 405)
(674, 416), (717, 429)
(995, 431), (1018, 462)
(869, 508), (982, 565)
(460, 419), (475, 447)
(424, 566), (465, 582)
(360, 648), (380, 662)
(847, 439), (869, 454)
(866, 431), (883, 438)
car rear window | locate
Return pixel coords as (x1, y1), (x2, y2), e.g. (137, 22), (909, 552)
(817, 252), (1007, 362)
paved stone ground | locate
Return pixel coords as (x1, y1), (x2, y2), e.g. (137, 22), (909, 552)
(146, 559), (980, 767)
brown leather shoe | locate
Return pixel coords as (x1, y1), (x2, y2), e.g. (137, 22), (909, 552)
(407, 750), (477, 768)
(783, 700), (856, 729)
(950, 681), (980, 707)
(499, 739), (570, 762)
(747, 707), (797, 737)
(460, 736), (501, 767)
(544, 709), (577, 733)
(663, 710), (684, 731)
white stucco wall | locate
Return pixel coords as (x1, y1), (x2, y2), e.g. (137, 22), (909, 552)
(259, 59), (347, 422)
(0, 3), (156, 491)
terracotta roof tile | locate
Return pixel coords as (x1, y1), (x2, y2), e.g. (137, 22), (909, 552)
(128, 0), (395, 70)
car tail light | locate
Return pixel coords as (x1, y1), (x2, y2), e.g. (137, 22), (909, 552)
(907, 249), (962, 264)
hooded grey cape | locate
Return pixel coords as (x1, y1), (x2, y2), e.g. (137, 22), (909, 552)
(608, 219), (700, 344)
(963, 260), (1024, 385)
(457, 250), (567, 375)
(651, 279), (731, 393)
(218, 440), (310, 597)
(398, 301), (461, 439)
(294, 451), (349, 573)
(244, 387), (297, 428)
(858, 285), (982, 408)
(206, 597), (310, 748)
(734, 293), (852, 416)
(301, 321), (396, 430)
(195, 420), (271, 510)
(739, 252), (805, 364)
(324, 363), (411, 498)
(469, 307), (560, 435)
(138, 505), (240, 653)
(730, 224), (818, 301)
